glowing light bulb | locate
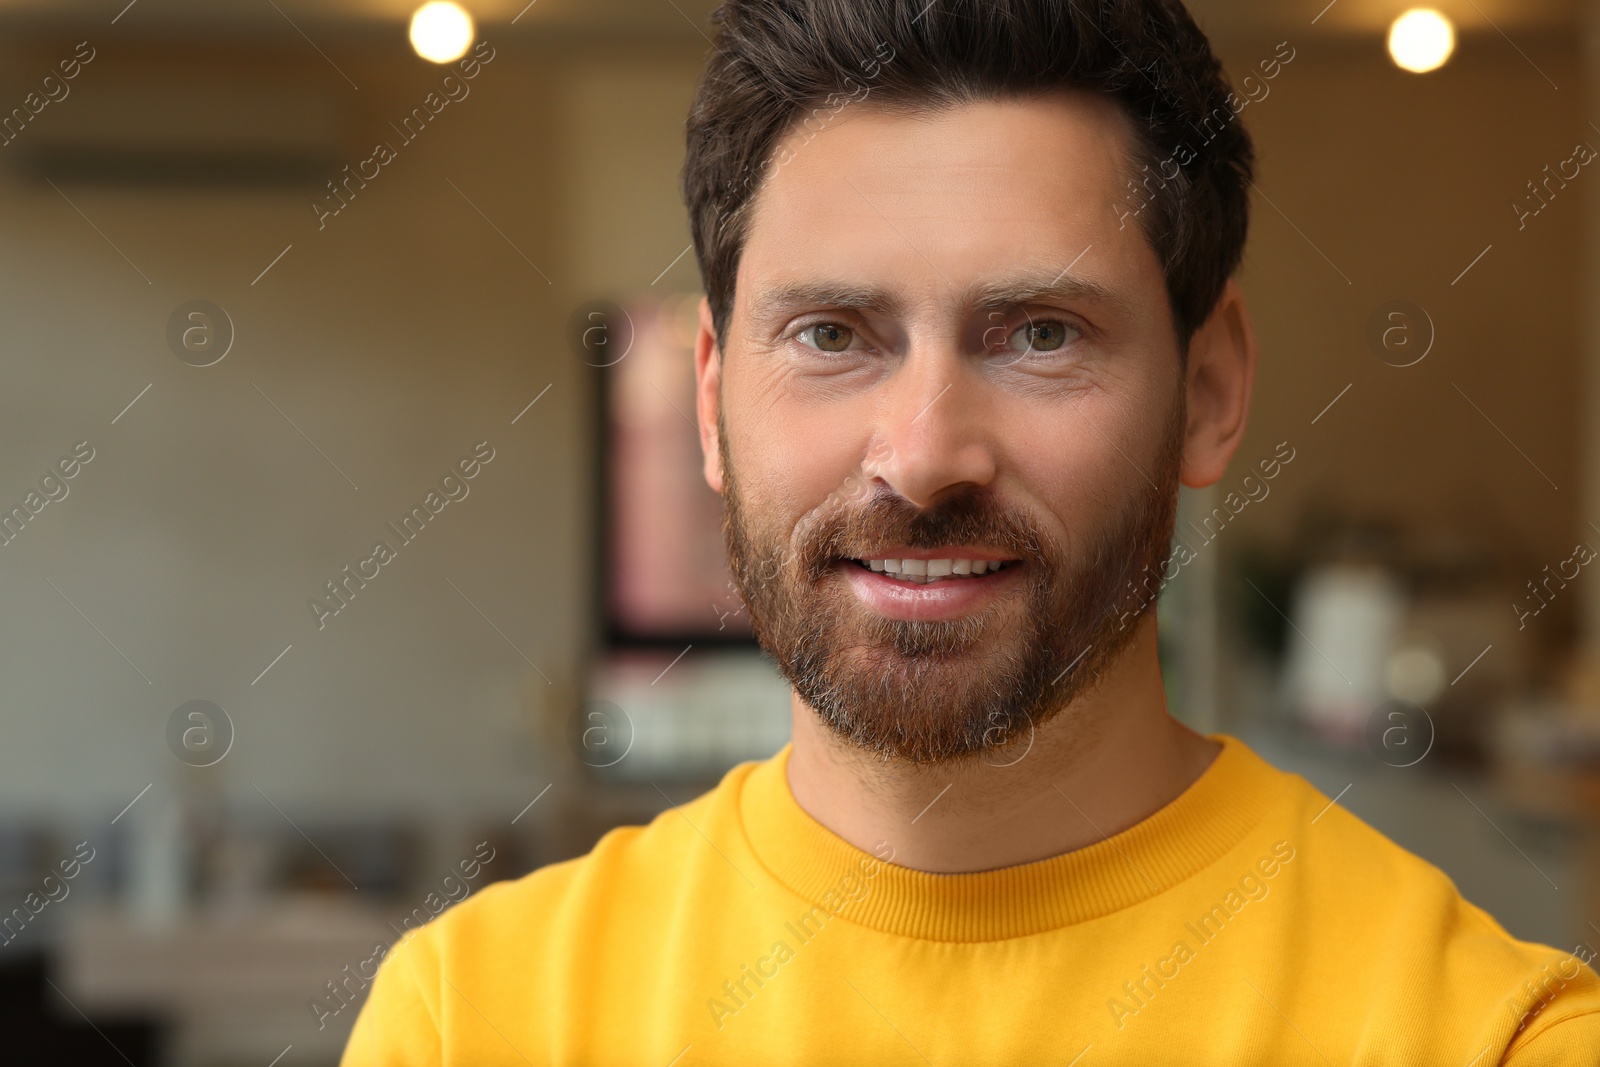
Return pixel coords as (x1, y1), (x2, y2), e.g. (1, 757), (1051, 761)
(410, 1), (474, 64)
(1388, 8), (1455, 74)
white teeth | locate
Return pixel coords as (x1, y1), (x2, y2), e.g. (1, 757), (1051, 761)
(856, 557), (1010, 582)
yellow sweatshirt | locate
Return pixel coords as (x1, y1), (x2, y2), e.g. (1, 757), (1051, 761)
(341, 735), (1600, 1065)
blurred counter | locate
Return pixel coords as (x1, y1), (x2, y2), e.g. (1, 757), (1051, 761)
(62, 895), (395, 1066)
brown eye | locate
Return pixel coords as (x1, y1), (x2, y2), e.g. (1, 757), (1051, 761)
(803, 323), (854, 352)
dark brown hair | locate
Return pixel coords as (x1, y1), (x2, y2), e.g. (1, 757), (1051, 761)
(682, 0), (1255, 353)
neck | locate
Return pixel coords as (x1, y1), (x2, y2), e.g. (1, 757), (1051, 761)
(784, 612), (1221, 874)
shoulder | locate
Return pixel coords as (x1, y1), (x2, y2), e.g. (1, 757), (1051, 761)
(1233, 742), (1524, 932)
(1233, 743), (1600, 1053)
(380, 758), (757, 984)
(341, 762), (760, 1063)
(459, 763), (752, 928)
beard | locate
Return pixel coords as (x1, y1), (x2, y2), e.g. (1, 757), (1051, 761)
(718, 398), (1186, 767)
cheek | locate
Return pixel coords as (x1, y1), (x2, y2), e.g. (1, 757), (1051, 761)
(997, 391), (1162, 539)
(1010, 449), (1113, 547)
(728, 398), (872, 533)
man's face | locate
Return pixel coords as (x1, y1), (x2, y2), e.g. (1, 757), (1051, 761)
(703, 91), (1188, 766)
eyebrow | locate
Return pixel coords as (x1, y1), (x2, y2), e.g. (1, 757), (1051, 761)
(747, 271), (1133, 325)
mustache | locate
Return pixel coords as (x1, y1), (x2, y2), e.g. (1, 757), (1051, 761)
(798, 485), (1053, 581)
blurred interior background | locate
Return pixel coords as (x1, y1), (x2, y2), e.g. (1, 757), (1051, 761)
(1, 0), (1599, 1062)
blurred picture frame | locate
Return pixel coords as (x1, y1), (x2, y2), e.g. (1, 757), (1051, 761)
(590, 293), (757, 649)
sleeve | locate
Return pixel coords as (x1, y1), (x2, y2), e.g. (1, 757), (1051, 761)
(1500, 956), (1600, 1067)
(339, 931), (444, 1067)
(1499, 1010), (1600, 1065)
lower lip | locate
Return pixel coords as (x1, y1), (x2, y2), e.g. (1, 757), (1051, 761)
(836, 561), (1022, 622)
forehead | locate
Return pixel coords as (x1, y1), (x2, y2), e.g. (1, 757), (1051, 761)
(736, 90), (1159, 322)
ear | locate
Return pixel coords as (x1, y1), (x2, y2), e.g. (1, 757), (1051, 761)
(693, 295), (725, 494)
(1180, 279), (1257, 488)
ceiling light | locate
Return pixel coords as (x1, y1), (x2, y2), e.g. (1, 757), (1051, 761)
(410, 2), (474, 64)
(1388, 8), (1455, 74)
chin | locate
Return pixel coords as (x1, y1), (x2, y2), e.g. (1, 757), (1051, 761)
(783, 608), (1055, 766)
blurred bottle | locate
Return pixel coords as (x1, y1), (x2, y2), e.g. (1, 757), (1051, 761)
(1286, 562), (1408, 743)
(126, 790), (188, 928)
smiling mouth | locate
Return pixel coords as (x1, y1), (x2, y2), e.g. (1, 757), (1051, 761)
(845, 557), (1021, 585)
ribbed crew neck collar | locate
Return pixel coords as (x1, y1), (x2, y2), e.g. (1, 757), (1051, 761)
(736, 734), (1285, 943)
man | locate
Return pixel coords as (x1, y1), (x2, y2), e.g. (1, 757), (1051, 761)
(343, 0), (1600, 1061)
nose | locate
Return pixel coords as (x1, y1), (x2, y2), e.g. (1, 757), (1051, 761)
(868, 351), (997, 510)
